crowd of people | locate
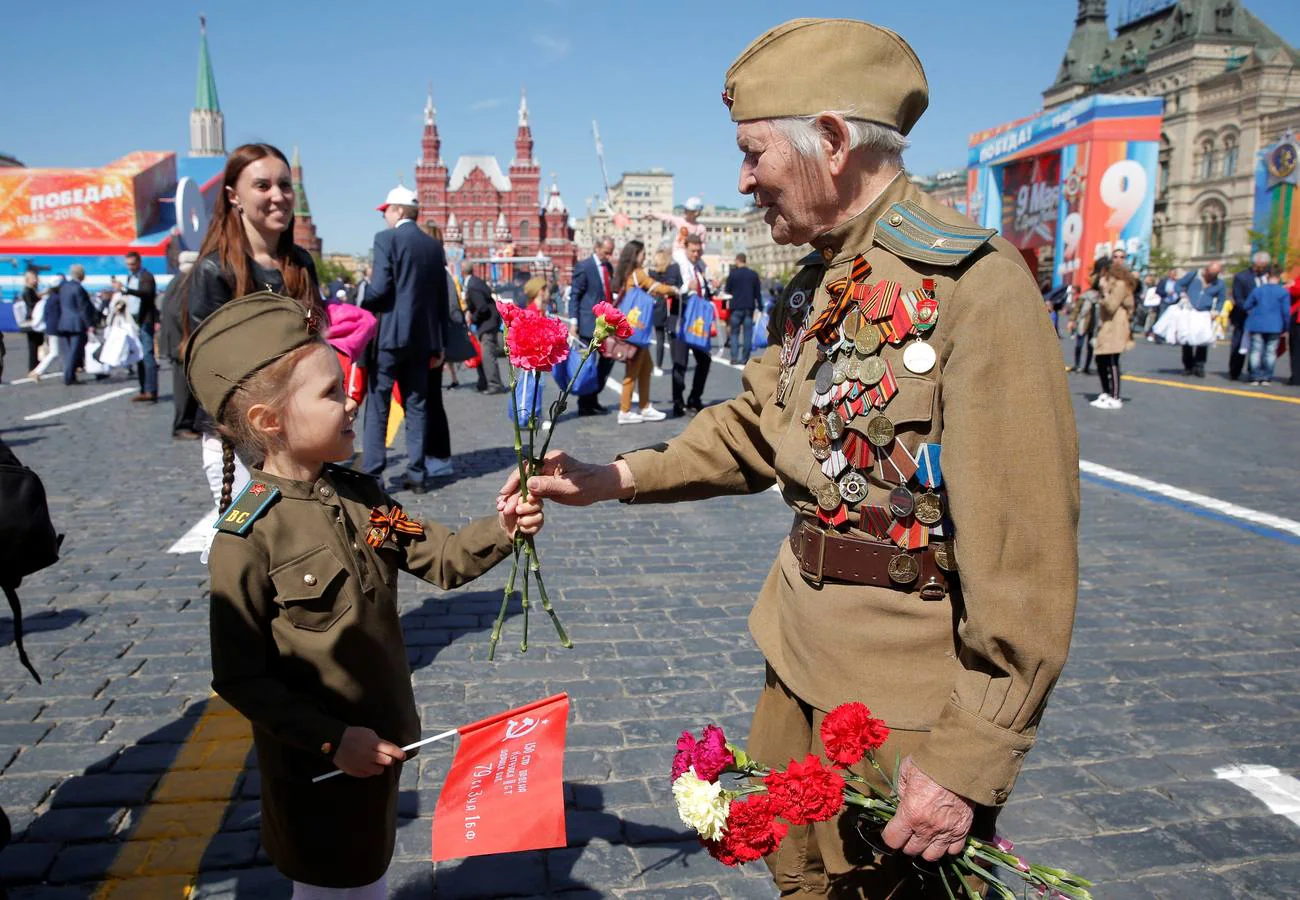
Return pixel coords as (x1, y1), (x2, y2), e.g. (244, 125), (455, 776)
(1053, 247), (1300, 409)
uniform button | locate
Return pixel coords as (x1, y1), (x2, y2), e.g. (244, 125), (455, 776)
(889, 213), (904, 227)
(303, 573), (317, 587)
(321, 742), (332, 755)
(352, 542), (361, 551)
(992, 789), (1009, 803)
(820, 248), (834, 262)
(320, 486), (333, 498)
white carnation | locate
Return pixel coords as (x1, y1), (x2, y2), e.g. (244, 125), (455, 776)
(672, 767), (731, 841)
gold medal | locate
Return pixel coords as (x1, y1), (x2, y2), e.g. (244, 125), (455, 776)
(860, 356), (887, 386)
(855, 324), (882, 356)
(832, 357), (850, 385)
(810, 438), (832, 461)
(825, 410), (846, 440)
(887, 553), (920, 585)
(932, 540), (957, 572)
(817, 482), (842, 512)
(914, 492), (943, 526)
(866, 415), (895, 447)
(843, 310), (862, 340)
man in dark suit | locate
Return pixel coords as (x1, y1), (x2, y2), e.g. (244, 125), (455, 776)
(1229, 252), (1271, 381)
(723, 252), (762, 364)
(671, 234), (713, 416)
(117, 252), (158, 402)
(361, 186), (448, 491)
(567, 236), (616, 415)
(463, 265), (505, 394)
(51, 265), (95, 386)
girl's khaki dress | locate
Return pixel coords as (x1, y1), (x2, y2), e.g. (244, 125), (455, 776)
(208, 464), (513, 888)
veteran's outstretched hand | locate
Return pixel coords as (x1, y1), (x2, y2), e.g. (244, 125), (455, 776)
(881, 757), (974, 862)
(499, 451), (635, 507)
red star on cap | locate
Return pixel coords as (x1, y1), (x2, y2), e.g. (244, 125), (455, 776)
(249, 483), (267, 496)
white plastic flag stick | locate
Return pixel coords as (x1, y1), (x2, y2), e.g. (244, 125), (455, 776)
(312, 727), (459, 784)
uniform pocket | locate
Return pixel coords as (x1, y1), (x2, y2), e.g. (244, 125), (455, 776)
(883, 374), (935, 430)
(269, 545), (351, 632)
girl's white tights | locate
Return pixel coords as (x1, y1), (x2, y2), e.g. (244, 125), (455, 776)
(291, 874), (387, 900)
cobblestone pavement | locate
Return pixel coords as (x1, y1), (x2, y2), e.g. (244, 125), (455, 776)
(0, 333), (1298, 899)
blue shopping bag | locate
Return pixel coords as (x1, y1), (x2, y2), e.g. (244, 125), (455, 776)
(550, 344), (600, 397)
(751, 310), (771, 353)
(509, 370), (546, 427)
(618, 286), (656, 347)
(677, 293), (715, 351)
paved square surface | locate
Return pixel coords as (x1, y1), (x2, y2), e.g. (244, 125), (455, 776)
(1, 335), (1298, 898)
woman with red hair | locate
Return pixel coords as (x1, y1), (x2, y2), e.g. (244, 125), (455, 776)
(183, 143), (325, 515)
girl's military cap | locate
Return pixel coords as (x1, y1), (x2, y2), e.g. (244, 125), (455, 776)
(185, 291), (323, 418)
(723, 18), (929, 136)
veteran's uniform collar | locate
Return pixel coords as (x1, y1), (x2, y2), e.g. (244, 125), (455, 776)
(810, 171), (910, 266)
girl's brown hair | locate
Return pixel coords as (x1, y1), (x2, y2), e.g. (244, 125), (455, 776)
(215, 340), (327, 512)
(190, 143), (318, 313)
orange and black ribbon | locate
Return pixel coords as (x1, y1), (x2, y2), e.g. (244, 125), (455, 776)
(803, 255), (872, 345)
(366, 505), (424, 548)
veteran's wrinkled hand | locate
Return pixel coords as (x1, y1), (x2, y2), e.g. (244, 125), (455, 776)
(498, 450), (634, 507)
(880, 757), (974, 862)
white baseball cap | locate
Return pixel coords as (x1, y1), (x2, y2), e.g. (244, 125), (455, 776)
(377, 185), (418, 211)
(684, 196), (704, 212)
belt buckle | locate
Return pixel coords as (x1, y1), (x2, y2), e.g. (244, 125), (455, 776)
(800, 525), (827, 587)
(919, 576), (946, 601)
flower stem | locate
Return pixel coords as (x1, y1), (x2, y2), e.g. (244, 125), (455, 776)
(487, 546), (521, 661)
(526, 535), (571, 648)
(519, 543), (531, 653)
(537, 340), (599, 462)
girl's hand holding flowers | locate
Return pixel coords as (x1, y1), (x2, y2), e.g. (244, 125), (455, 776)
(496, 484), (544, 538)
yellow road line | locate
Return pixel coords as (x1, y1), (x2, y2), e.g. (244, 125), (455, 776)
(92, 695), (252, 900)
(1124, 375), (1300, 405)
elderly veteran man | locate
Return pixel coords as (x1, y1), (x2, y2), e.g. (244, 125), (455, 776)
(512, 18), (1079, 898)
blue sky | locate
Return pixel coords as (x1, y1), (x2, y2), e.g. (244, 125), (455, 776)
(4, 0), (1298, 254)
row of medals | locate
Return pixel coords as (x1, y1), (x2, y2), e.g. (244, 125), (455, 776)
(778, 268), (956, 586)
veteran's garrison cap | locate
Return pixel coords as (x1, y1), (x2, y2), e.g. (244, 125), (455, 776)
(185, 291), (324, 420)
(723, 18), (929, 136)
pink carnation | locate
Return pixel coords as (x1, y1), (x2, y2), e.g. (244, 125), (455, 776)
(505, 309), (570, 371)
(593, 301), (634, 340)
(497, 299), (522, 326)
(670, 724), (735, 784)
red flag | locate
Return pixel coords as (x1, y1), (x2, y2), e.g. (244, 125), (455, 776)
(431, 694), (570, 861)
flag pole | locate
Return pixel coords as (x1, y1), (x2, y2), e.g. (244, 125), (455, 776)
(312, 727), (459, 784)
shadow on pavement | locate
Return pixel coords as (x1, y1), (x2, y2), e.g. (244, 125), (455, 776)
(0, 608), (86, 654)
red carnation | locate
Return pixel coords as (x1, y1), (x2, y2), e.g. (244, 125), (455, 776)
(820, 702), (891, 767)
(702, 794), (788, 866)
(593, 301), (634, 340)
(505, 309), (570, 371)
(671, 731), (696, 782)
(763, 755), (846, 825)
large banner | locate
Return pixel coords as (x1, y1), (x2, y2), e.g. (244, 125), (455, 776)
(968, 94), (1162, 289)
(0, 151), (175, 244)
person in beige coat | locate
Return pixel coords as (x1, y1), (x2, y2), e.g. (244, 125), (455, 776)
(1090, 262), (1138, 409)
(505, 17), (1079, 899)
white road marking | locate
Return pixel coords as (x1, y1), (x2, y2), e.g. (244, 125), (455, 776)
(1215, 764), (1300, 827)
(168, 510), (218, 554)
(22, 387), (136, 421)
(6, 373), (62, 386)
(1079, 459), (1300, 538)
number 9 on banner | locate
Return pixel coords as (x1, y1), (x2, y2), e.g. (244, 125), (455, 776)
(1061, 212), (1082, 262)
(1100, 160), (1147, 231)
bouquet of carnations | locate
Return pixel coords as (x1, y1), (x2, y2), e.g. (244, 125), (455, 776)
(487, 300), (634, 659)
(670, 704), (1093, 900)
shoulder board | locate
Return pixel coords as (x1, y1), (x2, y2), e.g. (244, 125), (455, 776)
(797, 250), (823, 267)
(874, 202), (995, 268)
(215, 481), (280, 536)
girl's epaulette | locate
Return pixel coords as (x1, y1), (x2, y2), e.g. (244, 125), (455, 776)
(216, 481), (280, 536)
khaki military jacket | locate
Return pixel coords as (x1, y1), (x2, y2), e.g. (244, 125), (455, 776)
(207, 464), (513, 887)
(620, 174), (1079, 807)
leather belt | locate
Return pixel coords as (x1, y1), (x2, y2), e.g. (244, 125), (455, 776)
(789, 519), (952, 600)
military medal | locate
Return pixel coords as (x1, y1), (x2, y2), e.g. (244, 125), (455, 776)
(932, 540), (957, 572)
(914, 297), (938, 332)
(838, 471), (869, 506)
(843, 431), (874, 470)
(842, 310), (862, 340)
(866, 363), (899, 409)
(866, 415), (895, 447)
(832, 357), (850, 385)
(888, 485), (915, 519)
(903, 341), (937, 375)
(914, 491), (943, 526)
(813, 360), (835, 394)
(854, 324), (882, 356)
(880, 439), (918, 483)
(887, 553), (920, 585)
(860, 356), (887, 386)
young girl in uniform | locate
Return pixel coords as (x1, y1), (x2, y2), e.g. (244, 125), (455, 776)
(186, 291), (542, 898)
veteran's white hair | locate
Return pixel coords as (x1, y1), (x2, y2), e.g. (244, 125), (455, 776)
(771, 110), (908, 168)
